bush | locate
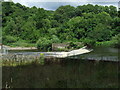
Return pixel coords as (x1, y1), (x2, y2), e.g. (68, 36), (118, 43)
(95, 41), (114, 47)
(82, 38), (96, 47)
(37, 35), (61, 51)
(67, 41), (84, 49)
(12, 40), (35, 47)
(51, 35), (61, 43)
(111, 34), (120, 48)
(69, 42), (77, 48)
(36, 37), (52, 51)
(3, 35), (18, 44)
(95, 34), (120, 48)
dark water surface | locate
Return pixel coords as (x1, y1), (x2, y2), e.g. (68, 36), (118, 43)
(69, 47), (119, 61)
(2, 59), (119, 88)
(2, 47), (119, 88)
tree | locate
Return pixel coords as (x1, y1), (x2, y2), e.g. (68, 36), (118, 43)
(36, 37), (52, 51)
(51, 35), (61, 43)
(54, 5), (75, 23)
(111, 17), (120, 35)
(95, 12), (112, 25)
(109, 5), (118, 17)
(2, 2), (119, 49)
(2, 2), (14, 16)
(88, 23), (112, 42)
(21, 16), (37, 42)
(111, 34), (120, 48)
(48, 28), (57, 35)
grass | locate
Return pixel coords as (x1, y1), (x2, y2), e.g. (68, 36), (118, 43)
(4, 39), (36, 47)
(95, 41), (114, 47)
(2, 54), (45, 67)
(10, 42), (35, 47)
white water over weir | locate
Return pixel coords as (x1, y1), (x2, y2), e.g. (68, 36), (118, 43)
(49, 47), (92, 58)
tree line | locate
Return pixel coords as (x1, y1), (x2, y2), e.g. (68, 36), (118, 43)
(2, 2), (120, 50)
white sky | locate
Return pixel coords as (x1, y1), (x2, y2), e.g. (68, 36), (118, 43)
(4, 0), (120, 2)
(4, 0), (120, 10)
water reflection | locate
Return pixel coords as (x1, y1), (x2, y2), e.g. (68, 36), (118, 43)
(70, 47), (119, 61)
(2, 59), (119, 88)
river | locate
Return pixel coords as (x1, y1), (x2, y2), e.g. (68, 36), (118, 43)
(2, 47), (119, 88)
(8, 46), (119, 62)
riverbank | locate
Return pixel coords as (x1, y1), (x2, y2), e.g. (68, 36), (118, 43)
(2, 45), (37, 50)
(2, 55), (119, 67)
(2, 47), (119, 67)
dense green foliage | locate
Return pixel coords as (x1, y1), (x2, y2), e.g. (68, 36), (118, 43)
(2, 2), (120, 49)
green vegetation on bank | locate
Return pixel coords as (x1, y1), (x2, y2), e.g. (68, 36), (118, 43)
(2, 2), (120, 50)
(2, 53), (45, 66)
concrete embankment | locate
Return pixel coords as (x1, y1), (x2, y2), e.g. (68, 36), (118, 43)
(0, 45), (37, 50)
(8, 47), (37, 50)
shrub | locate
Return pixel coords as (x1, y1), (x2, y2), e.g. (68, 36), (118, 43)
(82, 38), (96, 47)
(56, 48), (68, 51)
(36, 37), (52, 51)
(3, 35), (18, 44)
(95, 41), (114, 47)
(69, 42), (77, 48)
(12, 40), (31, 47)
(111, 34), (120, 48)
(37, 35), (61, 51)
(67, 41), (84, 49)
(51, 35), (61, 43)
(95, 34), (120, 48)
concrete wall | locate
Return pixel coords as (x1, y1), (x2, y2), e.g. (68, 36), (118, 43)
(52, 43), (69, 51)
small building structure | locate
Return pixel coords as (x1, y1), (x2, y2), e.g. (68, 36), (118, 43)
(52, 43), (69, 51)
(52, 42), (83, 51)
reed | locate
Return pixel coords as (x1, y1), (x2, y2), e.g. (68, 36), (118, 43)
(2, 53), (46, 66)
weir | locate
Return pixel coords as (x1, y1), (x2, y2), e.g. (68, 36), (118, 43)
(50, 47), (92, 58)
(1, 46), (119, 62)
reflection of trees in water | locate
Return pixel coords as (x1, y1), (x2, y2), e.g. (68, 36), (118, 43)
(2, 60), (119, 88)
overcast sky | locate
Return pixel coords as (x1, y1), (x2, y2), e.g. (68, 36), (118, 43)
(4, 0), (120, 10)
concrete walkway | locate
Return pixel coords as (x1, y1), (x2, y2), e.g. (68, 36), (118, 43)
(1, 45), (37, 50)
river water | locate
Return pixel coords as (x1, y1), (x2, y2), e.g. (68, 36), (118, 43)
(2, 47), (119, 88)
(9, 47), (119, 61)
(69, 47), (119, 61)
